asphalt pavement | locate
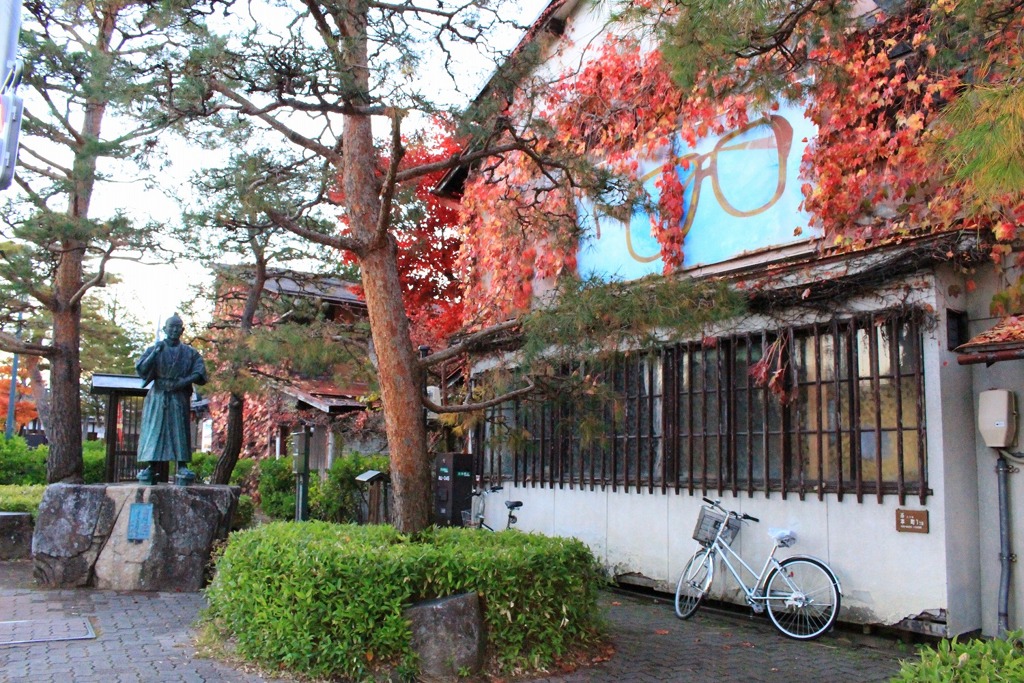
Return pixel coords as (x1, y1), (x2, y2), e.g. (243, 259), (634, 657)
(0, 559), (910, 683)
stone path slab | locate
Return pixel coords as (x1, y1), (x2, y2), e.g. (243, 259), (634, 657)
(0, 618), (95, 646)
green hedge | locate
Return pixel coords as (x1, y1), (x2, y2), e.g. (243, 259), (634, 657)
(0, 438), (106, 485)
(0, 437), (47, 485)
(232, 494), (254, 530)
(0, 484), (45, 519)
(82, 440), (106, 483)
(205, 522), (605, 680)
(892, 631), (1024, 682)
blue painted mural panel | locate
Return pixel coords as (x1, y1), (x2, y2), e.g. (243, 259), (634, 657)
(577, 106), (821, 281)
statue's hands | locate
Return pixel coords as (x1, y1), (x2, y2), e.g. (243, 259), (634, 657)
(172, 378), (194, 392)
(154, 341), (166, 353)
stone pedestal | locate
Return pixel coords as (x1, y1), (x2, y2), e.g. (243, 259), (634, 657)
(32, 483), (238, 591)
(0, 512), (33, 560)
(405, 592), (485, 681)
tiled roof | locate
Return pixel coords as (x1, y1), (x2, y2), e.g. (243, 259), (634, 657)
(955, 316), (1024, 353)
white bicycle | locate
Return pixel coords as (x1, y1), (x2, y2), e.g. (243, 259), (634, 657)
(461, 485), (522, 531)
(674, 497), (842, 640)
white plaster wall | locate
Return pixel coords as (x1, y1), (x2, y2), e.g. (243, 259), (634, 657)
(959, 263), (1024, 635)
(474, 267), (1009, 633)
(931, 265), (984, 635)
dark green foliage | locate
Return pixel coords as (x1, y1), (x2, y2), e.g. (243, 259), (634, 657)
(891, 631), (1024, 682)
(189, 452), (218, 482)
(257, 457), (296, 521)
(0, 437), (47, 485)
(191, 452), (256, 487)
(309, 453), (390, 524)
(205, 522), (605, 680)
(232, 494), (254, 530)
(0, 485), (45, 519)
(82, 440), (107, 484)
(522, 275), (745, 362)
(637, 0), (852, 101)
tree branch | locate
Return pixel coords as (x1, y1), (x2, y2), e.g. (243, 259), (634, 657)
(265, 208), (366, 255)
(207, 78), (346, 166)
(368, 1), (460, 19)
(68, 242), (117, 308)
(375, 112), (406, 247)
(395, 141), (523, 183)
(419, 318), (522, 368)
(0, 331), (52, 357)
(421, 379), (536, 414)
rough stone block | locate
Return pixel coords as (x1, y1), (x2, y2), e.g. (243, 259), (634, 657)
(32, 483), (238, 591)
(405, 591), (485, 682)
(0, 512), (33, 560)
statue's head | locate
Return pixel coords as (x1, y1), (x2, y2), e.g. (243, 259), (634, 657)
(163, 313), (184, 342)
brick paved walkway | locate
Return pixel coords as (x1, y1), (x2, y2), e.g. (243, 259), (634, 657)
(1, 560), (909, 682)
(533, 591), (907, 683)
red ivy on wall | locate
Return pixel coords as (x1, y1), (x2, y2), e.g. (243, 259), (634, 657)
(458, 2), (1024, 324)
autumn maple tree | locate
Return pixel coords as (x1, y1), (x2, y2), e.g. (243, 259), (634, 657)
(0, 363), (38, 433)
(341, 126), (466, 350)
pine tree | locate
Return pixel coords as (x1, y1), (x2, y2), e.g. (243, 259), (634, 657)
(0, 0), (225, 481)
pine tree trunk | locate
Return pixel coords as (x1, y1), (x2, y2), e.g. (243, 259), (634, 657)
(211, 239), (266, 486)
(359, 238), (431, 534)
(340, 4), (431, 533)
(211, 392), (243, 485)
(46, 252), (84, 483)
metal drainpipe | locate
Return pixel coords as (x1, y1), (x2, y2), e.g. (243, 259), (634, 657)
(996, 454), (1013, 635)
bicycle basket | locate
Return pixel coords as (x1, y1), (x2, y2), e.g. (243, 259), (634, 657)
(692, 507), (741, 546)
(461, 509), (479, 528)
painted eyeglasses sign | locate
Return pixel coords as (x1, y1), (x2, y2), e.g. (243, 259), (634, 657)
(577, 105), (821, 281)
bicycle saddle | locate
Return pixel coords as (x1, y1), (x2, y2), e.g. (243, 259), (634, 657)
(505, 500), (523, 510)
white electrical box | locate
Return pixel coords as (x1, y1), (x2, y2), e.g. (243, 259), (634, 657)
(978, 390), (1017, 448)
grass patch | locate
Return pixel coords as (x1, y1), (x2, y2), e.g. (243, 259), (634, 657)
(891, 631), (1024, 682)
(0, 484), (45, 519)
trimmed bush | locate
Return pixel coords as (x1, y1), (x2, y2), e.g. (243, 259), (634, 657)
(0, 437), (47, 485)
(0, 484), (45, 519)
(891, 631), (1024, 682)
(205, 522), (605, 680)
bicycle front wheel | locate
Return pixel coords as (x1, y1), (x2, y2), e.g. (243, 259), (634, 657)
(764, 557), (840, 639)
(674, 549), (714, 619)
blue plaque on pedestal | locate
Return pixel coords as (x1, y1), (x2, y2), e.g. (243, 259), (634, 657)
(127, 503), (153, 542)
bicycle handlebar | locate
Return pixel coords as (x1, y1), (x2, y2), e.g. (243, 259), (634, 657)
(702, 497), (759, 523)
(472, 485), (504, 497)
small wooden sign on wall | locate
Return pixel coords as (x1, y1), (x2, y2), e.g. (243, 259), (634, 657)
(896, 509), (929, 534)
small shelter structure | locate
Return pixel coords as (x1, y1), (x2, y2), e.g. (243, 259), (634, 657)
(90, 373), (148, 482)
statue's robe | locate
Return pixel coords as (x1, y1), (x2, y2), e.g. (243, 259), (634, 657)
(135, 342), (207, 463)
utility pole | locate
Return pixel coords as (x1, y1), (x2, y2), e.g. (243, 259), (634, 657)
(0, 0), (24, 191)
(4, 310), (23, 439)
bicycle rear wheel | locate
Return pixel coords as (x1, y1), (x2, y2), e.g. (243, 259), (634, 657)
(674, 549), (714, 619)
(764, 557), (840, 639)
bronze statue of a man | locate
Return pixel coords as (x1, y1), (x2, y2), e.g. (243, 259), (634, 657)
(135, 314), (207, 485)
